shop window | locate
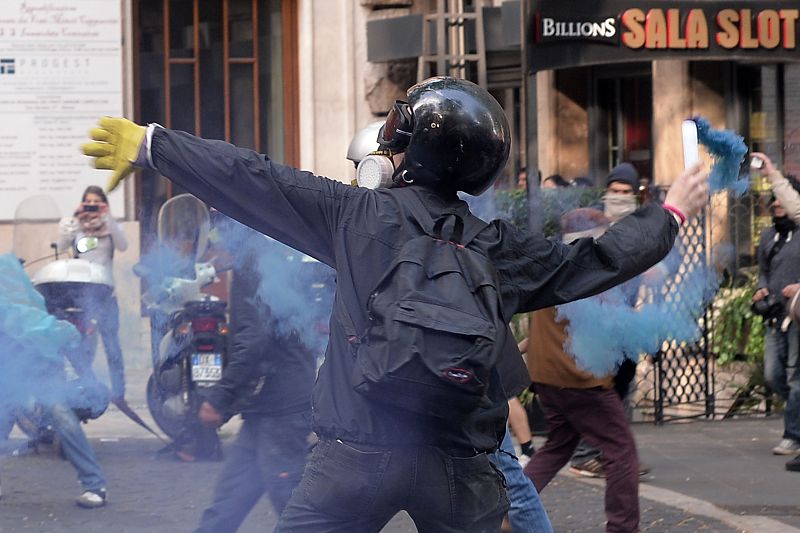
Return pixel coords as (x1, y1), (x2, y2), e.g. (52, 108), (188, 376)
(725, 63), (786, 272)
(590, 65), (653, 184)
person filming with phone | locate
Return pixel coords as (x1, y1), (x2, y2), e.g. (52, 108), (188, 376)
(58, 185), (129, 402)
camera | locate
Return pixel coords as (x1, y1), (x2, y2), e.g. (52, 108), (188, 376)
(751, 294), (784, 323)
(83, 204), (100, 212)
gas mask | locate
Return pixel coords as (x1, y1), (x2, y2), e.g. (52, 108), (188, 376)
(354, 100), (414, 190)
(603, 193), (638, 222)
(355, 149), (410, 190)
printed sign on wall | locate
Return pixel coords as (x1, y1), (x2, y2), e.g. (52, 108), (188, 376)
(0, 1), (123, 221)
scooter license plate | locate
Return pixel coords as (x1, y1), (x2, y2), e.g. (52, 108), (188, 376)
(191, 353), (222, 382)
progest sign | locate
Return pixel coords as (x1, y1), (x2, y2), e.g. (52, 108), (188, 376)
(531, 1), (800, 71)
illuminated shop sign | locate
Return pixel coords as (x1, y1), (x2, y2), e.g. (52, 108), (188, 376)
(531, 1), (800, 71)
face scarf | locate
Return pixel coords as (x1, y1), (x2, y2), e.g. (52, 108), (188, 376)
(603, 193), (638, 222)
(79, 212), (110, 237)
(773, 215), (796, 237)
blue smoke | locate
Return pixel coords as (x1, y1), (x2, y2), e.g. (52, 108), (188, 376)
(0, 253), (86, 413)
(460, 188), (499, 221)
(211, 218), (335, 358)
(557, 240), (719, 376)
(694, 116), (749, 196)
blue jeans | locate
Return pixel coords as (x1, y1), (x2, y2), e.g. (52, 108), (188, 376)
(44, 403), (106, 492)
(82, 295), (125, 399)
(491, 429), (553, 533)
(195, 412), (310, 533)
(765, 324), (800, 441)
(276, 439), (509, 532)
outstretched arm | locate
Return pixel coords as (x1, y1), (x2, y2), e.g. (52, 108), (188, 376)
(496, 163), (709, 316)
(84, 119), (360, 266)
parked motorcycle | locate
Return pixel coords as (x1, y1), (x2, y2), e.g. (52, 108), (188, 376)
(10, 195), (111, 449)
(135, 194), (228, 460)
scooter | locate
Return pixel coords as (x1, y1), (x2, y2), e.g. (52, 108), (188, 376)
(135, 194), (228, 460)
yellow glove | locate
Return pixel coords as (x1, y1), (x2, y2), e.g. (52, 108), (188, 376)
(81, 117), (146, 193)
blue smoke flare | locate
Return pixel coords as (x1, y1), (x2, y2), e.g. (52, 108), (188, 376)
(693, 116), (749, 195)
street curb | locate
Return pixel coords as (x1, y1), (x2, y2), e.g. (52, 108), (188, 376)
(569, 475), (800, 533)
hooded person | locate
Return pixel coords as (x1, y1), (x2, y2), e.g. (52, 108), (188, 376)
(82, 76), (708, 532)
(603, 162), (641, 223)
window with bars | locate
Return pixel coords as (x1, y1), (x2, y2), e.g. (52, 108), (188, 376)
(135, 0), (296, 233)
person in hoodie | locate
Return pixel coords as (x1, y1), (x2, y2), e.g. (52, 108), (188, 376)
(83, 77), (708, 532)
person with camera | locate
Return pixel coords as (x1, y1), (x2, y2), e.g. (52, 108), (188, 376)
(752, 152), (800, 225)
(58, 185), (128, 402)
(753, 189), (800, 458)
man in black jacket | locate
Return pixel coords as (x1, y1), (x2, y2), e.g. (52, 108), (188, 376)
(194, 225), (317, 532)
(753, 189), (800, 457)
(84, 77), (708, 532)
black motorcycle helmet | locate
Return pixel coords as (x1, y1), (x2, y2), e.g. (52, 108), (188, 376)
(400, 77), (510, 196)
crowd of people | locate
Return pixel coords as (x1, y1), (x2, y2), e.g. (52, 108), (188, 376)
(1, 74), (796, 533)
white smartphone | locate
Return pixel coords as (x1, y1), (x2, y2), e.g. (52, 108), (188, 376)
(750, 156), (764, 169)
(681, 119), (699, 170)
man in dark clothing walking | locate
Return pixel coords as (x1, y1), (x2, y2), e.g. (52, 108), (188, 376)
(194, 227), (317, 532)
(84, 77), (708, 532)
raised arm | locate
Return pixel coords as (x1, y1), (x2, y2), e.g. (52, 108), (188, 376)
(753, 152), (800, 224)
(496, 163), (708, 316)
(83, 118), (360, 266)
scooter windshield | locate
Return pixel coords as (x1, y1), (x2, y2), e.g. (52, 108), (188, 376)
(155, 193), (211, 280)
(12, 195), (62, 277)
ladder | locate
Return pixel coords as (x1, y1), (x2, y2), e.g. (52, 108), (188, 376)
(417, 0), (487, 87)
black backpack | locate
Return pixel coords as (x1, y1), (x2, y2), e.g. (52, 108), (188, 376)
(351, 192), (505, 420)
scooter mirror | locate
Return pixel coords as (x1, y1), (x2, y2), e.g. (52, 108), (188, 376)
(75, 236), (99, 254)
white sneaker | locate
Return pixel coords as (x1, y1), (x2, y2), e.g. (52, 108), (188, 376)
(772, 438), (800, 456)
(76, 488), (107, 509)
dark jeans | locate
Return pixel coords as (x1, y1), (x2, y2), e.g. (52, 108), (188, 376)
(524, 384), (639, 533)
(275, 439), (509, 533)
(195, 411), (310, 533)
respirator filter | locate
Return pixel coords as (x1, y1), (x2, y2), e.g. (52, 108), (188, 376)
(355, 154), (396, 190)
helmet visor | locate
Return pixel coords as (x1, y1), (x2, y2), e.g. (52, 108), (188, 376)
(377, 100), (413, 152)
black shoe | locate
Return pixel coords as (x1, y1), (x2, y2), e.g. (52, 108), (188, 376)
(786, 455), (800, 472)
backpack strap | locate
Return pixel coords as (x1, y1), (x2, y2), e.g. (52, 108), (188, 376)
(404, 187), (488, 247)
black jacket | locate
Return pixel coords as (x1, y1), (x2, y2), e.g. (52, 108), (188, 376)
(150, 127), (678, 451)
(203, 237), (316, 418)
(757, 224), (800, 303)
